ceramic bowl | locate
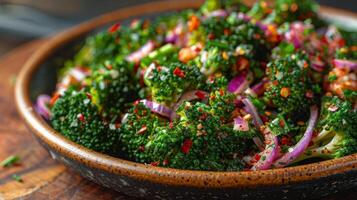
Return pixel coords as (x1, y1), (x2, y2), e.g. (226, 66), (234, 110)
(15, 0), (357, 199)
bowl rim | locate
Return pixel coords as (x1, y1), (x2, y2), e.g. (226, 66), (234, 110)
(15, 0), (357, 188)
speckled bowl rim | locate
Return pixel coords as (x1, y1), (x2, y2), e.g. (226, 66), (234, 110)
(15, 0), (357, 189)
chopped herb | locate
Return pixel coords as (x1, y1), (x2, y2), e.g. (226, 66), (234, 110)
(1, 155), (20, 167)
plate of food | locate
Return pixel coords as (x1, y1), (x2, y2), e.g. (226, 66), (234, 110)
(15, 0), (357, 199)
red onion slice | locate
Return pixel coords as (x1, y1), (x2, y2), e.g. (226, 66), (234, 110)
(170, 90), (209, 120)
(233, 117), (249, 132)
(333, 59), (357, 71)
(311, 59), (326, 72)
(35, 94), (51, 120)
(251, 78), (269, 96)
(242, 98), (263, 128)
(126, 40), (155, 63)
(242, 98), (265, 150)
(205, 9), (228, 18)
(227, 73), (249, 94)
(140, 99), (173, 118)
(251, 128), (279, 170)
(273, 106), (319, 168)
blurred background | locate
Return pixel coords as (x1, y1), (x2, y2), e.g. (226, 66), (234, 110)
(0, 0), (356, 56)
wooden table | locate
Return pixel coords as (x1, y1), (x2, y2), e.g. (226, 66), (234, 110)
(0, 40), (355, 200)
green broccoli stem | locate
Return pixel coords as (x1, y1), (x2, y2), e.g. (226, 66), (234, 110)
(295, 132), (344, 162)
(310, 128), (334, 147)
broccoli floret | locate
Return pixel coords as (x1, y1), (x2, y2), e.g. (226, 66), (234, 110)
(265, 0), (319, 25)
(247, 1), (272, 20)
(296, 96), (357, 161)
(51, 89), (119, 153)
(144, 62), (206, 106)
(264, 52), (316, 116)
(120, 90), (257, 171)
(168, 99), (255, 171)
(119, 102), (166, 163)
(69, 20), (159, 68)
(197, 16), (269, 77)
(200, 0), (248, 14)
(88, 60), (139, 118)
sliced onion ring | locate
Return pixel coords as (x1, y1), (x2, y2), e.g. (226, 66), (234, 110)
(333, 59), (357, 71)
(126, 40), (155, 63)
(242, 98), (263, 128)
(273, 105), (319, 168)
(140, 99), (173, 118)
(251, 128), (279, 170)
(242, 98), (264, 150)
(227, 73), (249, 94)
(251, 78), (269, 96)
(35, 94), (51, 120)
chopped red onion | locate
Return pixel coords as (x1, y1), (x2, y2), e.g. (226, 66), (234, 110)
(126, 40), (155, 63)
(35, 94), (51, 120)
(251, 78), (269, 96)
(273, 106), (319, 168)
(237, 12), (251, 22)
(227, 73), (249, 94)
(140, 99), (173, 118)
(242, 98), (265, 150)
(333, 59), (357, 71)
(242, 98), (263, 128)
(205, 9), (228, 18)
(311, 58), (326, 72)
(251, 128), (279, 170)
(233, 117), (249, 132)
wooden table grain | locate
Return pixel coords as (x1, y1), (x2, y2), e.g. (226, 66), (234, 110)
(0, 40), (355, 200)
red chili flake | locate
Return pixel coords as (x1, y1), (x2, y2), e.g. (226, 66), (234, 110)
(210, 94), (216, 100)
(137, 125), (147, 135)
(208, 33), (215, 40)
(281, 136), (289, 145)
(77, 113), (85, 123)
(181, 139), (193, 154)
(133, 108), (138, 114)
(108, 23), (120, 33)
(236, 57), (250, 70)
(85, 92), (92, 100)
(150, 161), (160, 166)
(338, 39), (346, 47)
(106, 65), (113, 70)
(223, 28), (231, 35)
(133, 100), (140, 106)
(115, 123), (121, 129)
(254, 154), (261, 161)
(169, 122), (174, 129)
(173, 67), (185, 78)
(138, 145), (145, 152)
(50, 93), (61, 106)
(219, 89), (225, 96)
(279, 119), (285, 128)
(195, 91), (206, 100)
(188, 15), (200, 32)
(162, 159), (169, 166)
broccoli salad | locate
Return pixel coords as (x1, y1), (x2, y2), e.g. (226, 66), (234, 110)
(35, 0), (357, 171)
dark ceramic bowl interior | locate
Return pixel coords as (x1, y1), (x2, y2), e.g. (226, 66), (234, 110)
(15, 1), (357, 199)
